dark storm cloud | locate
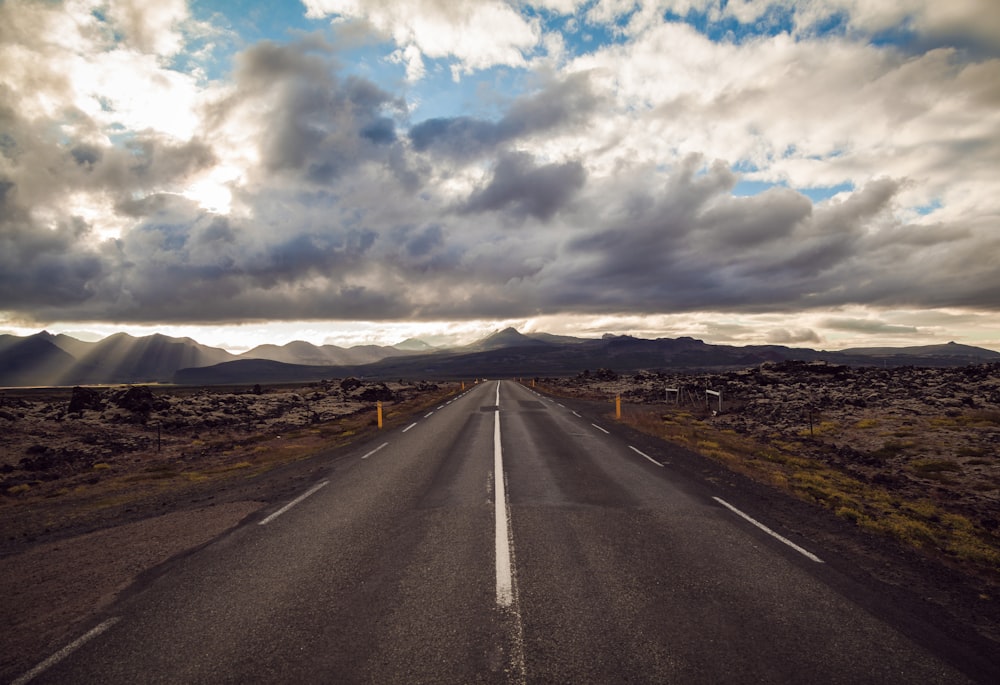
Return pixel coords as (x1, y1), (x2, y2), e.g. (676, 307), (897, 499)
(210, 39), (409, 185)
(0, 184), (104, 308)
(4, 20), (1000, 330)
(819, 318), (919, 335)
(462, 152), (586, 221)
(765, 328), (822, 344)
(527, 162), (1000, 318)
(409, 71), (600, 159)
(0, 90), (220, 316)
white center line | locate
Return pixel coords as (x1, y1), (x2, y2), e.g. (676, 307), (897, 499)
(401, 422), (418, 433)
(591, 423), (610, 434)
(494, 381), (515, 607)
(13, 617), (121, 685)
(713, 497), (824, 563)
(361, 442), (389, 460)
(259, 480), (329, 525)
(629, 445), (663, 467)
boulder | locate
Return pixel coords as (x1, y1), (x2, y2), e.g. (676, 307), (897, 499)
(68, 386), (104, 413)
(359, 383), (395, 402)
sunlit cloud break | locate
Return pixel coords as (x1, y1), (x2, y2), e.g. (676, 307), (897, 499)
(1, 0), (999, 351)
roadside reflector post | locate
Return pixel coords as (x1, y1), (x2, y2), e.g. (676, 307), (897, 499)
(462, 381), (466, 391)
(706, 389), (722, 414)
(377, 400), (383, 429)
(531, 379), (536, 388)
(616, 394), (621, 419)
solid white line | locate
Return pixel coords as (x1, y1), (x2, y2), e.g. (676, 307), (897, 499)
(591, 423), (609, 434)
(361, 442), (389, 460)
(259, 480), (329, 525)
(494, 381), (514, 607)
(13, 617), (121, 685)
(424, 411), (434, 418)
(402, 422), (417, 433)
(713, 497), (824, 563)
(629, 445), (663, 468)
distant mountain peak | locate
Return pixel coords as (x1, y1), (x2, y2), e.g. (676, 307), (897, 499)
(471, 327), (549, 351)
(394, 337), (433, 351)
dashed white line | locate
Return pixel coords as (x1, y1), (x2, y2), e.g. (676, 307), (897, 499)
(591, 423), (610, 434)
(629, 445), (663, 467)
(401, 422), (418, 433)
(424, 411), (435, 418)
(572, 411), (581, 418)
(713, 497), (824, 563)
(259, 480), (329, 525)
(13, 617), (121, 685)
(361, 442), (389, 460)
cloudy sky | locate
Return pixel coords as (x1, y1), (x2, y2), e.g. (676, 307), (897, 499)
(2, 0), (999, 351)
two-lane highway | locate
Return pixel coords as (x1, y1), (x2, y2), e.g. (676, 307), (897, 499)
(20, 380), (977, 683)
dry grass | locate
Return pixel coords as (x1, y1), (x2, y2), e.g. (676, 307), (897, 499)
(634, 405), (1000, 576)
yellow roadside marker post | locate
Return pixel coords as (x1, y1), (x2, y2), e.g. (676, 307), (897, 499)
(377, 400), (383, 429)
(616, 394), (621, 419)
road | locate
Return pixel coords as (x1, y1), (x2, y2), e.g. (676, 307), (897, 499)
(17, 380), (984, 683)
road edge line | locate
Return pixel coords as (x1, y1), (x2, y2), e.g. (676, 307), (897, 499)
(629, 445), (664, 467)
(713, 496), (824, 563)
(259, 480), (329, 525)
(12, 617), (121, 685)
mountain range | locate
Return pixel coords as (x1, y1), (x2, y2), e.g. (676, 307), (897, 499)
(1, 327), (998, 387)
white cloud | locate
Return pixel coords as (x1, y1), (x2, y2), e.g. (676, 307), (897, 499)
(103, 0), (191, 57)
(304, 0), (542, 78)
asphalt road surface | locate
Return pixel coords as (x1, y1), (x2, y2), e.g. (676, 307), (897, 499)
(17, 380), (986, 683)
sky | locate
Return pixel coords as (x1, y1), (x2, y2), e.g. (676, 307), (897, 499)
(1, 0), (999, 352)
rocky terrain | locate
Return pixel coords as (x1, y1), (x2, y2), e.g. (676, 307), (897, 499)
(542, 361), (1000, 581)
(0, 378), (444, 546)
